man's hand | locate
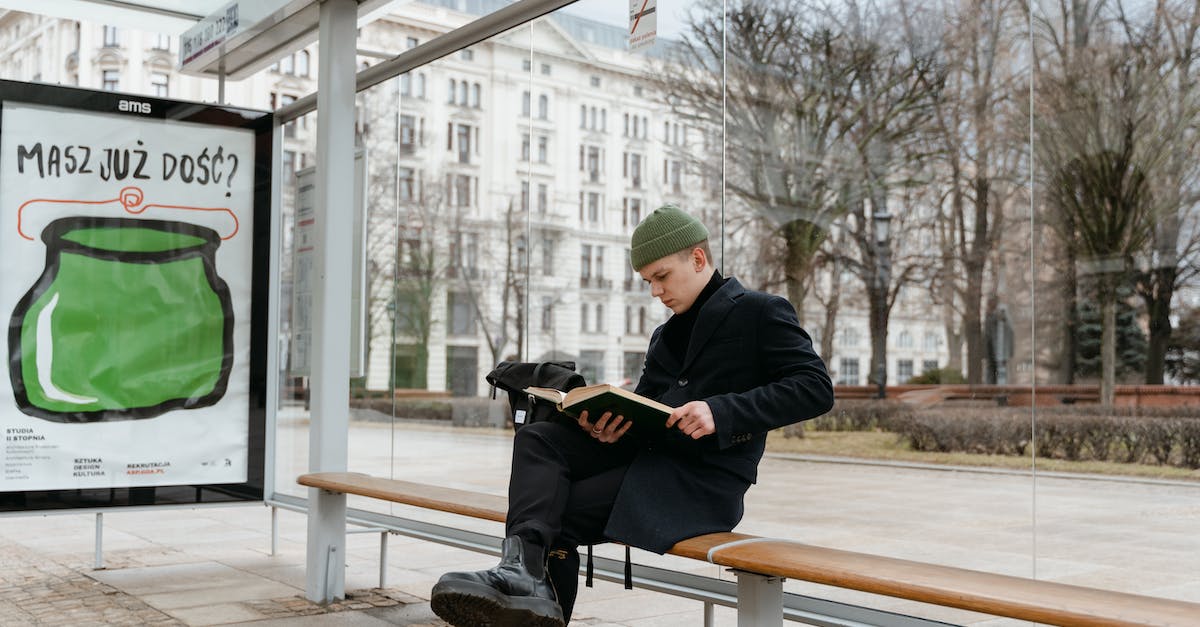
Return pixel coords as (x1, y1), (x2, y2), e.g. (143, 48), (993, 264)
(666, 401), (715, 439)
(578, 410), (631, 444)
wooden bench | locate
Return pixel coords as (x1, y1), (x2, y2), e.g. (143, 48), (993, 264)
(300, 471), (1200, 626)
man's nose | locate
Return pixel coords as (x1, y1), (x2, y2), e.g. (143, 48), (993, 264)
(650, 283), (663, 297)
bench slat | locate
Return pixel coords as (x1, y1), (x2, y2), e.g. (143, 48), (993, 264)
(299, 472), (1200, 626)
(298, 472), (506, 522)
(711, 540), (1200, 627)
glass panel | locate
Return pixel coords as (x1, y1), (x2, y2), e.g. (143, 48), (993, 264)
(275, 102), (318, 500)
(1032, 0), (1200, 603)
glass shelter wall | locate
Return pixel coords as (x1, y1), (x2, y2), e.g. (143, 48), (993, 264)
(259, 0), (1199, 619)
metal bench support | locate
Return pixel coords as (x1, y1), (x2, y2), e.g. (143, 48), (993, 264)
(735, 570), (783, 627)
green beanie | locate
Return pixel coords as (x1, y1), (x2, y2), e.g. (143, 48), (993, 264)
(630, 205), (710, 270)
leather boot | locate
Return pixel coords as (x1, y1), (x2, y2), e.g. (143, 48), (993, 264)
(431, 536), (564, 627)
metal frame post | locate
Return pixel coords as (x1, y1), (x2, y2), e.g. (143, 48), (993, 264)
(94, 512), (104, 570)
(304, 0), (357, 604)
(735, 570), (783, 627)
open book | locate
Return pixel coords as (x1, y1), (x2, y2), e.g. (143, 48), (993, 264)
(524, 383), (672, 432)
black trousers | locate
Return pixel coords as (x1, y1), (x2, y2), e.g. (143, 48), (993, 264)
(505, 420), (639, 622)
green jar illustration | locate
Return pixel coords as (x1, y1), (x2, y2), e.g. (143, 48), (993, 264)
(9, 216), (233, 423)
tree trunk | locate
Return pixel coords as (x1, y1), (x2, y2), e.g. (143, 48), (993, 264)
(963, 175), (990, 384)
(1101, 294), (1116, 406)
(1059, 238), (1079, 384)
(782, 219), (824, 325)
(1142, 266), (1175, 384)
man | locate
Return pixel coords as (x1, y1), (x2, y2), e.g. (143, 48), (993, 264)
(431, 205), (834, 626)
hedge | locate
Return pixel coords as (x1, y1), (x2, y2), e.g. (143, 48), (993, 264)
(783, 400), (1200, 469)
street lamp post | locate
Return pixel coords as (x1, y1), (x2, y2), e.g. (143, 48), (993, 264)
(872, 211), (892, 400)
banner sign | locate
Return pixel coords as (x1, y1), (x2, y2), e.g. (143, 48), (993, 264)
(629, 0), (657, 52)
(0, 81), (271, 509)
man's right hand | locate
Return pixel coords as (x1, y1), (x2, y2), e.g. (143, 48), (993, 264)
(579, 410), (632, 444)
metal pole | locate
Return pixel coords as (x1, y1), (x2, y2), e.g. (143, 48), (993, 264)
(305, 0), (356, 604)
(703, 601), (714, 627)
(379, 531), (389, 588)
(218, 56), (226, 105)
(271, 505), (278, 556)
(94, 512), (104, 570)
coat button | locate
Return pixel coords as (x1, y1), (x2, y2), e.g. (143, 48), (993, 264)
(678, 378), (688, 387)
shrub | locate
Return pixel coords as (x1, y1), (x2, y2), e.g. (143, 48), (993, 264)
(906, 367), (966, 384)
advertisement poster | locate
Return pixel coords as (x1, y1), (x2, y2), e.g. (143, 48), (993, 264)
(0, 96), (262, 495)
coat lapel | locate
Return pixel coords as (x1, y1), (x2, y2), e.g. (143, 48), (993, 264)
(681, 277), (745, 372)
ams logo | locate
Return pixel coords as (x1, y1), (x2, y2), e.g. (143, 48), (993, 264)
(118, 99), (152, 114)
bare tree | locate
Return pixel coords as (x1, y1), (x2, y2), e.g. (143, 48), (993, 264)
(924, 0), (1027, 382)
(652, 0), (864, 321)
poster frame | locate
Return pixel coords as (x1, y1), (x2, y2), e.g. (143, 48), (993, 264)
(0, 79), (272, 512)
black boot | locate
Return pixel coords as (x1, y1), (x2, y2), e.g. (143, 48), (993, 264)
(431, 536), (564, 627)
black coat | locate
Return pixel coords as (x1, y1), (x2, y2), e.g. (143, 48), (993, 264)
(603, 277), (834, 553)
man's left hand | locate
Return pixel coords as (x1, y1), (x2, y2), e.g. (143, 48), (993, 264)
(666, 401), (715, 439)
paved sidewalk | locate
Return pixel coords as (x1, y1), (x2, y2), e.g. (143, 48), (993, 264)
(1, 420), (1198, 625)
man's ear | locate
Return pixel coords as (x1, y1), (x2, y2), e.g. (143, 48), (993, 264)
(692, 247), (707, 271)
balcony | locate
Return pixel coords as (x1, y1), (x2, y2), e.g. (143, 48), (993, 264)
(579, 276), (612, 290)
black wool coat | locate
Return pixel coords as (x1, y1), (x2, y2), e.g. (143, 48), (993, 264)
(603, 277), (834, 553)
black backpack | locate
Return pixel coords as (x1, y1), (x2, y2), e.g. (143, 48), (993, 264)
(485, 361), (586, 431)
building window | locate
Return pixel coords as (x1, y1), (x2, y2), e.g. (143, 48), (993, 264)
(537, 136), (548, 163)
(520, 181), (529, 212)
(448, 292), (477, 335)
(590, 75), (601, 87)
(898, 330), (914, 348)
(101, 69), (119, 91)
(625, 152), (643, 188)
(522, 91), (530, 116)
(922, 360), (939, 374)
(541, 63), (551, 75)
(634, 85), (644, 97)
(838, 328), (859, 347)
(522, 58), (532, 71)
(407, 36), (419, 48)
(282, 150), (296, 183)
(448, 78), (456, 104)
(596, 304), (605, 333)
(537, 183), (547, 214)
(898, 359), (914, 382)
(150, 72), (168, 97)
(400, 114), (418, 153)
(579, 350), (604, 384)
(417, 74), (426, 98)
(586, 192), (600, 223)
(537, 94), (549, 120)
(623, 198), (642, 227)
(924, 332), (940, 351)
(297, 50), (310, 77)
(471, 83), (481, 108)
(541, 297), (554, 331)
(461, 49), (474, 61)
(401, 73), (412, 96)
(624, 351), (645, 384)
(103, 25), (118, 47)
(838, 358), (860, 386)
(580, 303), (589, 333)
(154, 34), (171, 50)
(398, 167), (415, 201)
(542, 237), (554, 275)
(581, 244), (592, 281)
(520, 134), (530, 161)
(281, 53), (294, 75)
